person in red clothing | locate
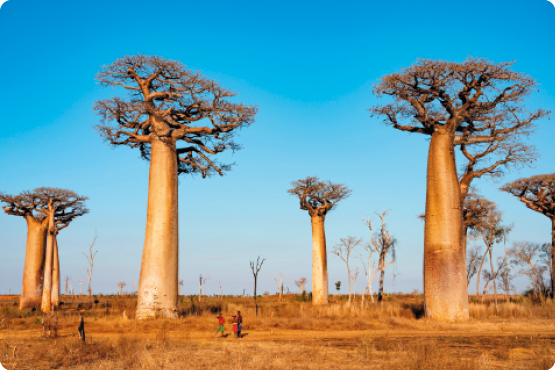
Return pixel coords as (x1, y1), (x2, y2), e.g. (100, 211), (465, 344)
(231, 315), (239, 338)
(214, 313), (226, 339)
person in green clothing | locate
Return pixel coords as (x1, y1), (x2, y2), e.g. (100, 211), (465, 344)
(214, 313), (226, 339)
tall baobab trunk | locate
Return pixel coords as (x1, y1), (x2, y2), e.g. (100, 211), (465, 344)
(423, 131), (468, 321)
(41, 206), (56, 313)
(51, 235), (60, 309)
(20, 217), (48, 309)
(311, 215), (328, 304)
(551, 218), (555, 298)
(136, 137), (179, 319)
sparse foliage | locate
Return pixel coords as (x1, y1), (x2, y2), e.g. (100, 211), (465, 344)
(502, 174), (555, 296)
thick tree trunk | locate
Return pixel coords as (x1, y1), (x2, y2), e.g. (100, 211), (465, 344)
(136, 137), (179, 319)
(51, 234), (60, 309)
(423, 131), (469, 321)
(311, 215), (328, 304)
(41, 210), (56, 313)
(20, 217), (48, 309)
(551, 218), (555, 298)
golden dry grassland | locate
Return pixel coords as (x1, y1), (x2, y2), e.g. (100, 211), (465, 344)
(1, 294), (555, 369)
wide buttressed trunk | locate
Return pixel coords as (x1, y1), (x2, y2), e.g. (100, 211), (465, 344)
(311, 215), (328, 304)
(551, 218), (555, 298)
(41, 211), (56, 313)
(51, 234), (60, 308)
(424, 131), (469, 321)
(136, 137), (179, 319)
(20, 217), (48, 309)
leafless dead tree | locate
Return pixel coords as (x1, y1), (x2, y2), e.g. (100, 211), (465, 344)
(474, 207), (510, 311)
(362, 211), (396, 302)
(288, 176), (351, 304)
(371, 57), (550, 321)
(250, 256), (265, 316)
(466, 244), (483, 287)
(294, 280), (302, 294)
(509, 241), (547, 303)
(332, 236), (362, 303)
(83, 231), (99, 297)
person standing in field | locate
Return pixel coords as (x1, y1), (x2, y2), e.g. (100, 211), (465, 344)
(236, 311), (243, 338)
(214, 313), (226, 339)
(231, 315), (238, 338)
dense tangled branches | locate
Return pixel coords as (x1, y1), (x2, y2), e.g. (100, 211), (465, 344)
(288, 176), (351, 217)
(501, 174), (555, 218)
(1, 188), (88, 227)
(371, 57), (548, 143)
(94, 54), (257, 177)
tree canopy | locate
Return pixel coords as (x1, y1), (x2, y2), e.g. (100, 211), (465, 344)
(94, 54), (257, 178)
(1, 188), (88, 226)
(370, 57), (549, 145)
(501, 174), (555, 218)
(288, 176), (351, 217)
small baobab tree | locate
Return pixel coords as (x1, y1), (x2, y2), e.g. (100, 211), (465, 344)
(178, 280), (183, 296)
(83, 231), (99, 297)
(298, 277), (307, 293)
(34, 188), (88, 313)
(332, 236), (362, 303)
(288, 176), (351, 304)
(371, 58), (549, 320)
(502, 174), (555, 297)
(64, 276), (71, 296)
(94, 54), (257, 319)
(250, 256), (265, 316)
(78, 279), (83, 295)
(362, 211), (396, 302)
(117, 282), (127, 295)
(274, 272), (283, 301)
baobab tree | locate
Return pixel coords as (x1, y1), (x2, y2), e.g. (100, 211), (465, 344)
(294, 280), (302, 294)
(64, 276), (71, 296)
(117, 282), (127, 295)
(370, 57), (549, 320)
(94, 54), (257, 318)
(298, 277), (307, 293)
(23, 188), (88, 313)
(178, 280), (183, 296)
(274, 272), (283, 301)
(362, 211), (397, 302)
(332, 236), (362, 303)
(288, 176), (351, 304)
(502, 174), (555, 297)
(1, 191), (50, 308)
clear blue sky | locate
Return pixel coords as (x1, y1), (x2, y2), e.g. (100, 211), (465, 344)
(1, 0), (554, 296)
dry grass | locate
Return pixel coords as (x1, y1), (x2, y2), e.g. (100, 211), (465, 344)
(1, 294), (555, 369)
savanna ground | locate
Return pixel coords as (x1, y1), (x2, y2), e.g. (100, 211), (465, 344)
(1, 293), (555, 369)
